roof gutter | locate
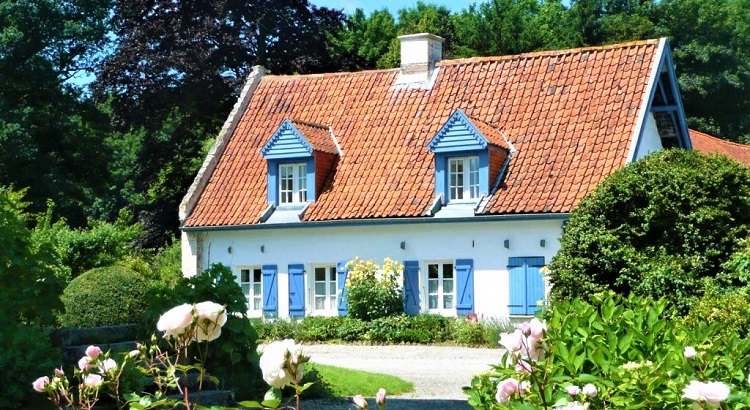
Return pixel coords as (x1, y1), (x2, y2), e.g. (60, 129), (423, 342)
(181, 212), (572, 233)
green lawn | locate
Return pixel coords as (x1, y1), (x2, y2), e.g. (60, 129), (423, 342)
(302, 362), (414, 399)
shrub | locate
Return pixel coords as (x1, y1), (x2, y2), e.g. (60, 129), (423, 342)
(297, 316), (345, 342)
(410, 314), (454, 343)
(455, 317), (488, 347)
(548, 149), (750, 312)
(686, 289), (750, 338)
(464, 292), (750, 409)
(345, 257), (404, 321)
(336, 317), (369, 342)
(0, 325), (60, 408)
(61, 265), (149, 327)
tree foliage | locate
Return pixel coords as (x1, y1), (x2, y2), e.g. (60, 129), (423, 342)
(548, 150), (750, 312)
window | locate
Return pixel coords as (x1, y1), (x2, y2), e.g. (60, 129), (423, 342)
(238, 267), (262, 313)
(279, 163), (307, 204)
(427, 262), (454, 311)
(313, 266), (337, 313)
(448, 156), (479, 201)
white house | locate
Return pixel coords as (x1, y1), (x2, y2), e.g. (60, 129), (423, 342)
(179, 34), (694, 319)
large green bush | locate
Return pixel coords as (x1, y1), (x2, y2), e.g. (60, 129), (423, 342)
(345, 258), (404, 321)
(0, 325), (60, 408)
(61, 265), (149, 327)
(465, 292), (750, 409)
(549, 149), (750, 312)
(686, 288), (750, 338)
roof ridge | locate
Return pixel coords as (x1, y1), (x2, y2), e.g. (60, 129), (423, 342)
(690, 128), (750, 148)
(262, 67), (399, 81)
(437, 38), (661, 67)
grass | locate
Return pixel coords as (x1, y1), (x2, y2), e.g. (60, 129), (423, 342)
(302, 362), (414, 399)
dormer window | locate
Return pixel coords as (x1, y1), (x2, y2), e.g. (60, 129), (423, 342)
(260, 119), (340, 217)
(280, 163), (307, 204)
(449, 156), (479, 201)
(428, 109), (512, 210)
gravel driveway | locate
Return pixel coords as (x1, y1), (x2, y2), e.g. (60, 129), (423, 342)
(298, 344), (501, 410)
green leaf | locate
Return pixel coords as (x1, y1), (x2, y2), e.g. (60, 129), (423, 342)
(265, 387), (282, 402)
(577, 374), (598, 383)
(236, 401), (265, 408)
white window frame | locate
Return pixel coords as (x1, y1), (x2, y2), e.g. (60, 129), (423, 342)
(279, 163), (307, 204)
(422, 261), (455, 315)
(309, 264), (337, 316)
(448, 156), (479, 201)
(235, 266), (263, 317)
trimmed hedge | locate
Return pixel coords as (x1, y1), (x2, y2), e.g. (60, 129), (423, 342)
(61, 265), (149, 327)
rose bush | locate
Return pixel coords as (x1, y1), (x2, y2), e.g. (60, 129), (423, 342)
(464, 292), (750, 409)
(345, 258), (403, 321)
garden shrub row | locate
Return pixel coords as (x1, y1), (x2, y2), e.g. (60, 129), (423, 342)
(251, 314), (513, 347)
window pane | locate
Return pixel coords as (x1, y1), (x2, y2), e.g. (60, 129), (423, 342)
(444, 295), (454, 309)
(328, 267), (336, 281)
(428, 279), (438, 293)
(429, 295), (438, 309)
(315, 283), (326, 296)
(329, 295), (336, 310)
(315, 297), (325, 310)
(241, 269), (250, 282)
(315, 267), (326, 281)
(253, 298), (261, 311)
(253, 269), (262, 282)
(428, 264), (438, 279)
(329, 283), (336, 295)
(241, 284), (250, 295)
(443, 264), (454, 279)
(253, 283), (261, 296)
(444, 279), (454, 293)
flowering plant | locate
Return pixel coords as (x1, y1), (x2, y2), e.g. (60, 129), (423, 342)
(33, 301), (228, 410)
(464, 292), (750, 409)
(241, 338), (313, 409)
(345, 258), (404, 321)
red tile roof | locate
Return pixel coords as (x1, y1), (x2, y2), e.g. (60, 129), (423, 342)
(690, 129), (750, 166)
(184, 39), (661, 227)
(288, 120), (339, 155)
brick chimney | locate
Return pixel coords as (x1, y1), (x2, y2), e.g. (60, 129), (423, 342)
(397, 33), (444, 84)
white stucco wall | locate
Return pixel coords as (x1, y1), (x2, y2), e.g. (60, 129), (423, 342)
(181, 217), (564, 319)
(633, 113), (664, 160)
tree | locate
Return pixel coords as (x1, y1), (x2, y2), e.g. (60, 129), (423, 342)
(548, 149), (750, 312)
(92, 0), (345, 247)
(653, 0), (750, 143)
(0, 0), (113, 225)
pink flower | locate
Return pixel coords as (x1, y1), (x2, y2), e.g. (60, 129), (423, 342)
(32, 376), (50, 392)
(495, 378), (520, 402)
(376, 388), (386, 407)
(157, 303), (194, 339)
(499, 329), (524, 352)
(100, 358), (117, 374)
(684, 346), (697, 359)
(682, 380), (730, 408)
(520, 321), (531, 336)
(83, 373), (103, 388)
(515, 360), (532, 374)
(582, 383), (598, 397)
(528, 318), (546, 339)
(54, 368), (64, 378)
(85, 345), (102, 359)
(566, 385), (581, 396)
(352, 394), (368, 409)
(78, 356), (92, 372)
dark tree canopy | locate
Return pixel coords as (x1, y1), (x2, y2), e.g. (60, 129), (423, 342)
(548, 149), (750, 312)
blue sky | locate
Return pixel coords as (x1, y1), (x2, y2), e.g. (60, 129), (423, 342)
(311, 0), (482, 15)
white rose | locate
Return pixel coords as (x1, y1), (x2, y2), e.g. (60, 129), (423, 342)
(157, 304), (195, 339)
(100, 358), (118, 374)
(259, 339), (303, 388)
(194, 301), (227, 342)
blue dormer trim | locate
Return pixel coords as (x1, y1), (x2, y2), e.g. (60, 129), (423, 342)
(428, 109), (490, 153)
(261, 119), (314, 159)
(267, 157), (316, 205)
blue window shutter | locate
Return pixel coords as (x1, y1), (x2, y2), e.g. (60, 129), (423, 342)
(403, 261), (420, 315)
(508, 258), (525, 315)
(525, 257), (545, 315)
(288, 264), (305, 318)
(455, 259), (474, 315)
(261, 265), (278, 316)
(507, 257), (545, 315)
(336, 262), (349, 316)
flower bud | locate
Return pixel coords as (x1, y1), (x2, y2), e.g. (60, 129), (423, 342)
(85, 345), (102, 359)
(353, 394), (368, 409)
(684, 346), (697, 359)
(32, 376), (50, 393)
(376, 388), (386, 407)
